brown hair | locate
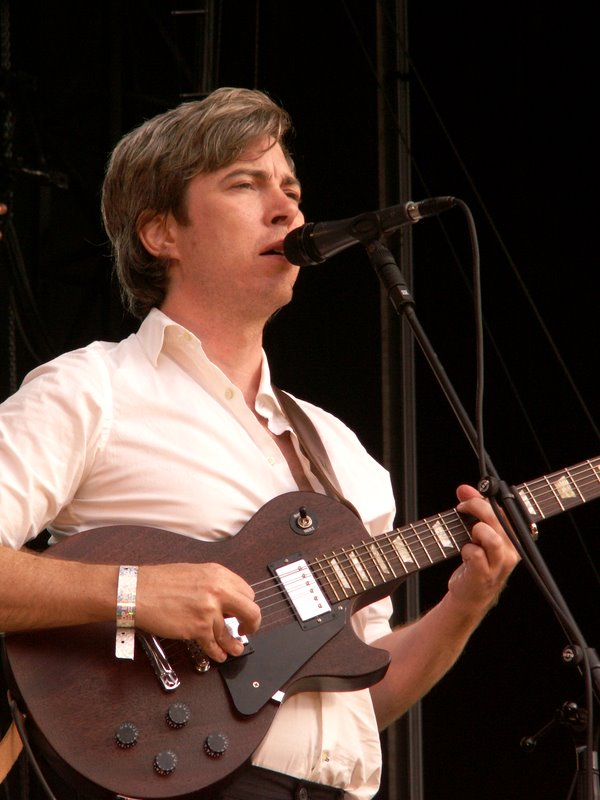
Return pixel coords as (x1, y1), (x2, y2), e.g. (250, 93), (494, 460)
(101, 87), (294, 319)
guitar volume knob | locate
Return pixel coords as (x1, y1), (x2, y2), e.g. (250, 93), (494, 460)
(204, 731), (229, 758)
(153, 749), (178, 775)
(115, 722), (139, 748)
(166, 702), (191, 728)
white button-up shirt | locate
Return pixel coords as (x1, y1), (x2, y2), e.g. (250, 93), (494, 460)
(0, 308), (396, 798)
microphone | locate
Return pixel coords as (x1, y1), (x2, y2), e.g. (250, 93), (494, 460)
(284, 196), (457, 266)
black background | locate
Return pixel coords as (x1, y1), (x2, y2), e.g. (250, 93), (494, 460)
(1, 2), (598, 798)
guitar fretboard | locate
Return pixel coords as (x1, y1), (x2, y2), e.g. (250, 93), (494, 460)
(311, 456), (600, 603)
(515, 457), (600, 522)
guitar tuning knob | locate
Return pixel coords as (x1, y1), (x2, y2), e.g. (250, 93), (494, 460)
(114, 721), (139, 748)
(153, 749), (178, 775)
(204, 731), (229, 758)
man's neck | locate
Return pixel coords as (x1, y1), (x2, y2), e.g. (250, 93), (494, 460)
(160, 302), (265, 407)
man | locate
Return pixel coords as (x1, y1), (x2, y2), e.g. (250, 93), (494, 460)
(0, 87), (519, 799)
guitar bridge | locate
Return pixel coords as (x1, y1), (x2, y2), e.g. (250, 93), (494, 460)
(137, 632), (180, 691)
(184, 617), (253, 673)
(184, 639), (212, 673)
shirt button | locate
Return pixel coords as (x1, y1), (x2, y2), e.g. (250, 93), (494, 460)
(267, 456), (276, 466)
(224, 387), (234, 400)
(295, 787), (309, 800)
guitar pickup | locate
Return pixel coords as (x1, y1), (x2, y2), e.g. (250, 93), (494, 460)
(269, 555), (334, 630)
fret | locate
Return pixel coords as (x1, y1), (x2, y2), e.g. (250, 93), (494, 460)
(410, 523), (434, 565)
(567, 461), (600, 502)
(455, 511), (472, 543)
(593, 459), (600, 489)
(317, 552), (350, 602)
(562, 468), (584, 502)
(389, 529), (414, 572)
(443, 512), (466, 549)
(428, 514), (460, 557)
(316, 555), (341, 603)
(517, 483), (540, 519)
(354, 543), (383, 589)
(409, 524), (432, 569)
(368, 539), (394, 580)
(328, 555), (352, 598)
(373, 534), (402, 582)
(318, 538), (396, 604)
(427, 519), (450, 557)
(363, 542), (389, 588)
(344, 546), (374, 593)
(544, 475), (566, 514)
(547, 470), (585, 514)
(519, 457), (600, 521)
(313, 455), (600, 607)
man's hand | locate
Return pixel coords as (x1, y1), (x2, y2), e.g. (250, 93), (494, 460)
(135, 562), (261, 662)
(450, 484), (520, 616)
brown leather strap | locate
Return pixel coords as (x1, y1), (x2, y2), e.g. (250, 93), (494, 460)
(0, 718), (23, 783)
(273, 387), (361, 519)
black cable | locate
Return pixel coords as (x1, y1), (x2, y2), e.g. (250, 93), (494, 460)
(6, 694), (57, 800)
(343, 0), (600, 448)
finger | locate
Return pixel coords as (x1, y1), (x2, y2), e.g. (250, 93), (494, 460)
(203, 618), (247, 663)
(228, 597), (261, 636)
(456, 483), (482, 502)
(456, 495), (503, 532)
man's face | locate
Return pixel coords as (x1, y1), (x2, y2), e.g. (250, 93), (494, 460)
(162, 136), (305, 321)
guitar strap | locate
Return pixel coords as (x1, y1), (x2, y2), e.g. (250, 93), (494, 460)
(0, 712), (23, 784)
(273, 386), (361, 519)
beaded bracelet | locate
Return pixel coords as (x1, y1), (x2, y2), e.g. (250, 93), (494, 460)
(115, 565), (138, 660)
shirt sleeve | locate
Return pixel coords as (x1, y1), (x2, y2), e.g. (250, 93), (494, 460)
(0, 347), (110, 548)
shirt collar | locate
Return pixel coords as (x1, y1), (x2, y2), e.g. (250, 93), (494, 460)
(136, 308), (289, 428)
(136, 308), (181, 367)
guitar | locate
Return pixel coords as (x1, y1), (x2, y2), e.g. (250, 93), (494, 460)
(4, 456), (600, 799)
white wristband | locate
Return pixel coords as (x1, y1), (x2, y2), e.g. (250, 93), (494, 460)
(115, 565), (138, 660)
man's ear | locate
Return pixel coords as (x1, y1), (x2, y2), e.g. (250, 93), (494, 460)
(138, 211), (179, 259)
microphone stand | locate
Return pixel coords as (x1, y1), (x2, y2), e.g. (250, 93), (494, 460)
(362, 228), (600, 799)
(521, 700), (599, 800)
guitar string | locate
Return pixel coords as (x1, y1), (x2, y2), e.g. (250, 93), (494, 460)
(165, 463), (600, 641)
(252, 510), (473, 626)
(516, 465), (600, 516)
(159, 461), (600, 657)
(157, 508), (474, 658)
(252, 462), (600, 626)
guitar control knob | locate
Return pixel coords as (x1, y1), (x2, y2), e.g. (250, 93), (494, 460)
(166, 702), (191, 729)
(115, 722), (139, 749)
(153, 749), (178, 775)
(204, 731), (229, 758)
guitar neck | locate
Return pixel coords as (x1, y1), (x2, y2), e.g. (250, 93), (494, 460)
(313, 456), (600, 605)
(513, 456), (600, 523)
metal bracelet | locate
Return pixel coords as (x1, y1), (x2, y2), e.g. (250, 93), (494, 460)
(115, 565), (138, 660)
